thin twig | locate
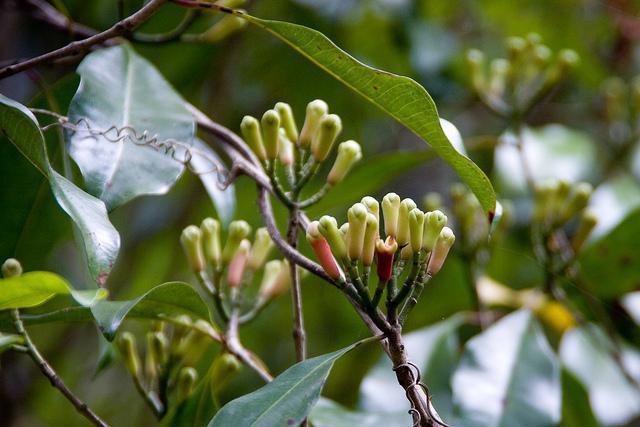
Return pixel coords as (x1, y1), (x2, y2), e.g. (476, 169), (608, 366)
(287, 207), (307, 361)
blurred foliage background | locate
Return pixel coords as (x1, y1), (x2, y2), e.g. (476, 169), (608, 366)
(1, 0), (640, 426)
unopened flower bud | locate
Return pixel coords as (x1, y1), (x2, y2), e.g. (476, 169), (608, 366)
(533, 45), (552, 66)
(533, 181), (557, 223)
(222, 220), (251, 263)
(489, 58), (510, 97)
(560, 183), (592, 223)
(362, 213), (378, 266)
(177, 367), (198, 402)
(1, 258), (22, 278)
(176, 321), (210, 364)
(210, 353), (242, 393)
(427, 227), (455, 276)
(382, 193), (401, 238)
(299, 99), (328, 148)
(227, 239), (250, 287)
(258, 260), (284, 299)
(526, 32), (542, 46)
(400, 244), (413, 260)
(273, 259), (292, 295)
(149, 331), (168, 366)
(275, 102), (299, 143)
(278, 129), (294, 166)
(558, 49), (579, 71)
(261, 109), (280, 160)
(506, 36), (526, 58)
(201, 218), (221, 270)
(347, 203), (368, 260)
(181, 225), (205, 273)
(409, 208), (425, 252)
(551, 180), (571, 218)
(327, 140), (362, 186)
(422, 210), (448, 252)
(318, 216), (347, 261)
(397, 198), (417, 247)
(306, 222), (342, 279)
(375, 237), (397, 283)
(361, 196), (380, 224)
(311, 114), (342, 162)
(466, 49), (486, 94)
(240, 115), (266, 161)
(572, 209), (598, 252)
(247, 227), (273, 270)
(118, 332), (141, 377)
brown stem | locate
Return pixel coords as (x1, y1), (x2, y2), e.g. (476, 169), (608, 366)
(225, 309), (273, 383)
(0, 0), (168, 79)
(287, 207), (307, 361)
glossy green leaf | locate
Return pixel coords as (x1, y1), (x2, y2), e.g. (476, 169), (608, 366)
(310, 398), (407, 427)
(67, 44), (195, 210)
(209, 338), (374, 427)
(90, 282), (211, 341)
(579, 208), (640, 298)
(451, 309), (561, 427)
(0, 94), (120, 285)
(243, 15), (496, 215)
(0, 272), (69, 311)
(359, 313), (466, 421)
(162, 368), (219, 427)
(560, 368), (599, 427)
(560, 324), (640, 426)
(190, 138), (235, 226)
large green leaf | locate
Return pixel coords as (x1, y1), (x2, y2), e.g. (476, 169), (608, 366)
(560, 324), (640, 426)
(242, 15), (496, 215)
(310, 398), (407, 427)
(90, 282), (212, 341)
(0, 95), (120, 285)
(560, 368), (599, 427)
(579, 208), (640, 298)
(209, 339), (373, 427)
(358, 313), (466, 422)
(451, 310), (561, 427)
(67, 44), (195, 210)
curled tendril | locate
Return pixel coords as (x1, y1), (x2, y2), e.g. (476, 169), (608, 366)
(393, 362), (452, 427)
(31, 108), (232, 191)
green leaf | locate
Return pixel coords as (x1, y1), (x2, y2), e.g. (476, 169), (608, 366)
(0, 94), (120, 286)
(451, 309), (561, 427)
(190, 138), (235, 226)
(0, 272), (70, 310)
(310, 398), (407, 427)
(90, 282), (211, 341)
(579, 208), (640, 298)
(0, 333), (24, 353)
(359, 313), (466, 421)
(67, 44), (195, 210)
(560, 368), (599, 427)
(209, 338), (375, 427)
(560, 324), (640, 426)
(162, 368), (219, 427)
(243, 15), (496, 215)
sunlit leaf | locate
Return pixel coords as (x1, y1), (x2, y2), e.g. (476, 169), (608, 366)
(67, 43), (195, 210)
(451, 310), (561, 427)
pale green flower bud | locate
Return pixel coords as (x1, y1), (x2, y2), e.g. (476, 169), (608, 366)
(240, 115), (266, 161)
(533, 45), (552, 66)
(327, 140), (362, 185)
(347, 203), (368, 261)
(261, 109), (280, 160)
(278, 129), (294, 166)
(506, 36), (526, 58)
(560, 183), (592, 223)
(427, 227), (455, 276)
(181, 225), (205, 273)
(572, 209), (597, 252)
(1, 258), (22, 278)
(422, 210), (448, 252)
(397, 198), (417, 247)
(210, 353), (242, 394)
(275, 102), (299, 143)
(489, 58), (510, 97)
(222, 220), (251, 263)
(299, 99), (328, 148)
(466, 49), (486, 94)
(177, 367), (198, 402)
(201, 218), (221, 270)
(558, 49), (579, 71)
(362, 213), (378, 266)
(311, 114), (342, 162)
(258, 260), (283, 300)
(247, 227), (273, 270)
(382, 193), (401, 238)
(409, 208), (425, 252)
(318, 215), (347, 260)
(227, 239), (250, 287)
(361, 196), (380, 224)
(118, 332), (141, 377)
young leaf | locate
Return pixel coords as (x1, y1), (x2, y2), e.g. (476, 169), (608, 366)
(241, 15), (496, 215)
(67, 44), (195, 210)
(310, 398), (408, 427)
(560, 324), (640, 426)
(209, 338), (375, 427)
(358, 313), (466, 421)
(0, 94), (120, 286)
(90, 282), (212, 341)
(451, 310), (561, 427)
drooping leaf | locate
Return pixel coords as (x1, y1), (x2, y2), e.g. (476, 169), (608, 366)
(0, 94), (120, 286)
(560, 324), (640, 426)
(560, 368), (599, 427)
(451, 310), (561, 427)
(579, 208), (640, 298)
(162, 367), (219, 427)
(209, 338), (375, 427)
(90, 282), (212, 341)
(242, 15), (496, 215)
(67, 43), (195, 210)
(190, 138), (235, 226)
(310, 398), (407, 427)
(359, 313), (466, 422)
